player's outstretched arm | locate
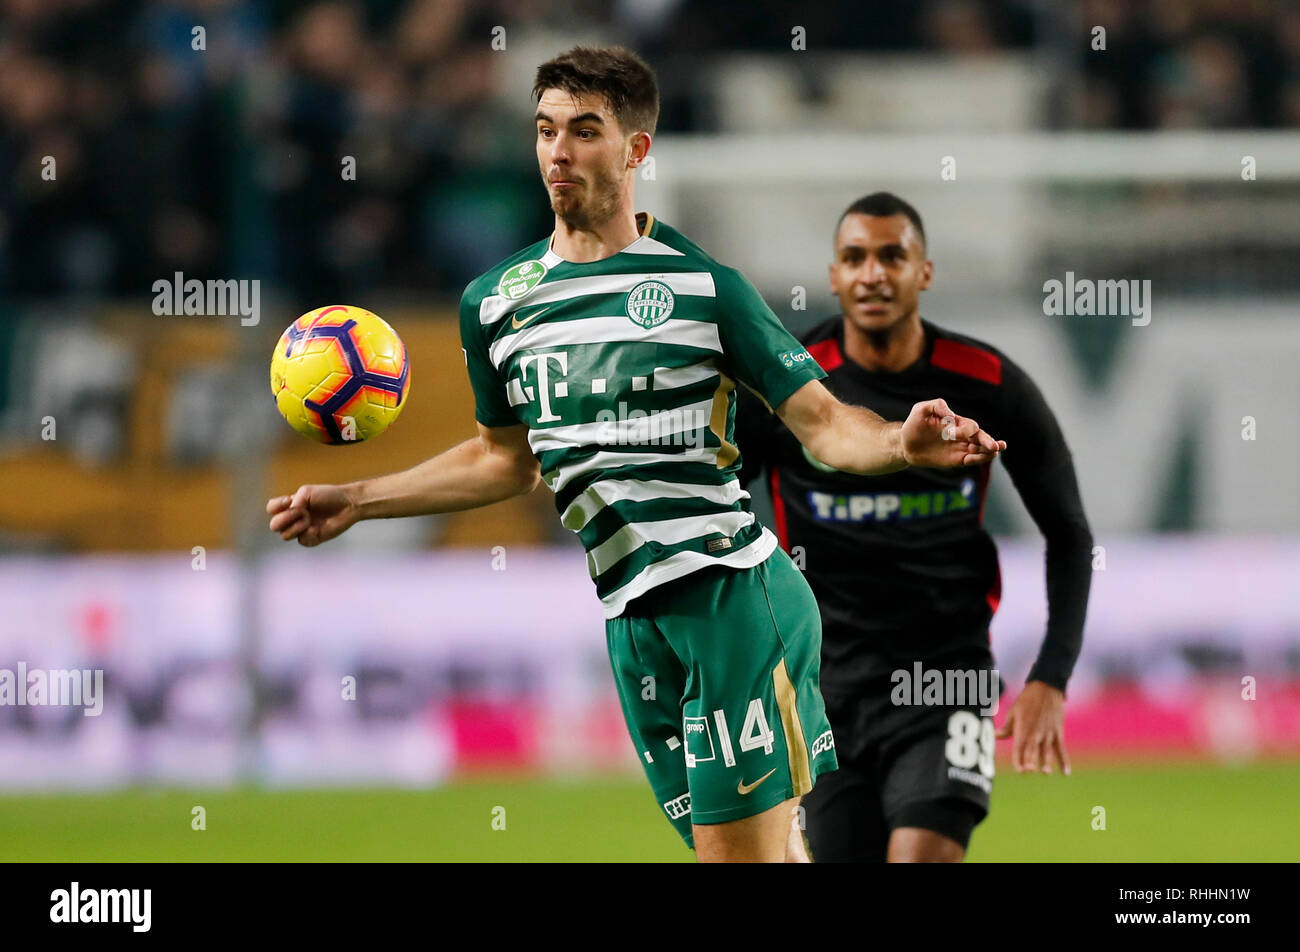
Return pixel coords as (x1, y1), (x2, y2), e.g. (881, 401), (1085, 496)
(266, 422), (540, 546)
(774, 380), (1005, 475)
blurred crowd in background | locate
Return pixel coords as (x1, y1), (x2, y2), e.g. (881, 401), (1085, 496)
(0, 0), (1297, 550)
(3, 0), (1299, 304)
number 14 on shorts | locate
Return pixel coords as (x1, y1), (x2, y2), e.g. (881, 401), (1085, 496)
(683, 699), (775, 768)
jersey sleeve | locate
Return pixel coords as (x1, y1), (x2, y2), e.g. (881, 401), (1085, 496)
(997, 361), (1093, 693)
(713, 267), (826, 411)
(459, 286), (520, 428)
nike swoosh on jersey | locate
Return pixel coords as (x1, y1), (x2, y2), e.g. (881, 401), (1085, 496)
(511, 305), (552, 330)
(736, 767), (777, 795)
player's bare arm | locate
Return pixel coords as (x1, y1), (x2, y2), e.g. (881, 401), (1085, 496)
(774, 378), (1006, 475)
(266, 422), (539, 546)
(996, 681), (1070, 775)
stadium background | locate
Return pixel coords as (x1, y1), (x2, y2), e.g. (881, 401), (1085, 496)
(0, 0), (1297, 861)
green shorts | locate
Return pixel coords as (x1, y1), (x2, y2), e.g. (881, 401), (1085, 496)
(605, 548), (838, 848)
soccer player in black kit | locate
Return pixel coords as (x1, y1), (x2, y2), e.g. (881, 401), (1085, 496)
(735, 193), (1093, 862)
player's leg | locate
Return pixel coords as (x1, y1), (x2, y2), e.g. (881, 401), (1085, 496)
(786, 798), (811, 862)
(663, 549), (838, 863)
(694, 797), (802, 862)
(887, 821), (970, 862)
(802, 758), (890, 861)
(879, 703), (995, 863)
(801, 687), (890, 862)
(605, 609), (696, 849)
(700, 796), (810, 862)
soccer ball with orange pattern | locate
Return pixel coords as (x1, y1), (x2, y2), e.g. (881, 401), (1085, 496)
(270, 305), (411, 444)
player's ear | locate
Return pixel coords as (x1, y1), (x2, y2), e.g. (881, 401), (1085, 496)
(628, 131), (651, 168)
(919, 258), (934, 291)
(828, 261), (838, 295)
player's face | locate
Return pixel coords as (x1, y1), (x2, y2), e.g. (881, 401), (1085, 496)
(829, 214), (933, 333)
(535, 89), (634, 228)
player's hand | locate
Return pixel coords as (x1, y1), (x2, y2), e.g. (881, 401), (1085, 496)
(996, 681), (1070, 775)
(900, 398), (1005, 468)
(266, 484), (359, 547)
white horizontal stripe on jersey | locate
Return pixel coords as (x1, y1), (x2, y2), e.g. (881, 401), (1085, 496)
(586, 510), (757, 578)
(598, 527), (778, 619)
(479, 271), (716, 326)
(559, 477), (749, 532)
(542, 446), (720, 496)
(527, 397), (716, 455)
(489, 315), (722, 372)
(652, 361), (719, 390)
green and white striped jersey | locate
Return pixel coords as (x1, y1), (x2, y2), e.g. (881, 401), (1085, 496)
(459, 213), (825, 618)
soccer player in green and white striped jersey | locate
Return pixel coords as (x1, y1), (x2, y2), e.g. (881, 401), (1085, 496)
(267, 46), (1005, 863)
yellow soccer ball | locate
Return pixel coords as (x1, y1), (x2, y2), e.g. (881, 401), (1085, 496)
(270, 305), (411, 444)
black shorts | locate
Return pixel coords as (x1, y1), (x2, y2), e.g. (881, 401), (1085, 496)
(804, 657), (1001, 862)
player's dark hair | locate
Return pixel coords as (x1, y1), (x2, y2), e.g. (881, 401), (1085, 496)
(836, 192), (927, 250)
(533, 46), (659, 138)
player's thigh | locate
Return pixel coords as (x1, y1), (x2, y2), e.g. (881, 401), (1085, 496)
(665, 551), (838, 833)
(880, 706), (994, 855)
(693, 796), (802, 863)
(605, 611), (694, 846)
(802, 758), (889, 862)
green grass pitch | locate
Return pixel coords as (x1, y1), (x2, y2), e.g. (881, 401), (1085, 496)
(0, 761), (1295, 862)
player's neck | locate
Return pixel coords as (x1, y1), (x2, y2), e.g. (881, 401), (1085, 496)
(550, 207), (640, 263)
(842, 313), (926, 373)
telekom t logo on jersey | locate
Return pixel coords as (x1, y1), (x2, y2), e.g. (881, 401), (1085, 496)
(519, 351), (569, 422)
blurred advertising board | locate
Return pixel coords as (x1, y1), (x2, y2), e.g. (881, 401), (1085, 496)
(0, 538), (1296, 789)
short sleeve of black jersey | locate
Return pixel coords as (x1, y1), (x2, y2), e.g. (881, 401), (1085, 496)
(996, 360), (1093, 693)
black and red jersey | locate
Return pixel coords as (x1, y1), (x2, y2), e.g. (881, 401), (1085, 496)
(736, 317), (1092, 697)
